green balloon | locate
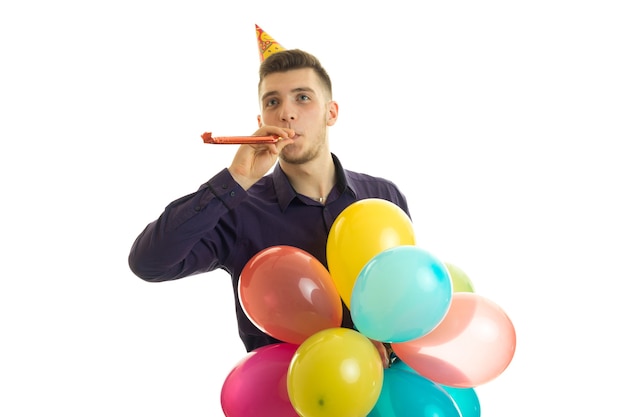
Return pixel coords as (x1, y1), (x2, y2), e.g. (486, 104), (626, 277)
(444, 262), (475, 293)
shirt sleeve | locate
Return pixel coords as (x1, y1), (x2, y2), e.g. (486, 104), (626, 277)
(128, 168), (247, 282)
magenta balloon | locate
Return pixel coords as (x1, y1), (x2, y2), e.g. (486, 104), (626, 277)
(221, 343), (300, 417)
(391, 293), (516, 388)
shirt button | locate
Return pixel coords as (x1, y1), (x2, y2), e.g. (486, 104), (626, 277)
(194, 206), (202, 212)
(222, 184), (228, 189)
(230, 191), (236, 197)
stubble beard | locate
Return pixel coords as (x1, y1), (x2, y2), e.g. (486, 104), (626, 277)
(279, 121), (327, 165)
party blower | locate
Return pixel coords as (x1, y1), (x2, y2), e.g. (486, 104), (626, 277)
(201, 132), (281, 144)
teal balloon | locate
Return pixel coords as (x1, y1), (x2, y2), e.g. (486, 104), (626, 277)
(351, 246), (453, 343)
(367, 367), (461, 417)
(441, 385), (481, 417)
(392, 360), (481, 417)
(390, 359), (415, 373)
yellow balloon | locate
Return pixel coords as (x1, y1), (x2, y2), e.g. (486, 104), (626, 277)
(445, 262), (476, 293)
(287, 328), (383, 417)
(327, 199), (416, 308)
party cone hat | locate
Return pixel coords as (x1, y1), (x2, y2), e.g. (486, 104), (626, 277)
(255, 24), (285, 61)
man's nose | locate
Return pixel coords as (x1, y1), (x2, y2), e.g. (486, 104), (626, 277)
(279, 103), (297, 121)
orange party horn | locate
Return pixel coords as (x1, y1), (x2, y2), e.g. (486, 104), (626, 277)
(201, 132), (281, 144)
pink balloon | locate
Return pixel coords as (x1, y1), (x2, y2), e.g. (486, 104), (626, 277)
(391, 292), (516, 388)
(238, 245), (343, 345)
(221, 343), (300, 417)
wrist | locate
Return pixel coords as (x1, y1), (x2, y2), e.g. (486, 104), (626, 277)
(228, 168), (256, 191)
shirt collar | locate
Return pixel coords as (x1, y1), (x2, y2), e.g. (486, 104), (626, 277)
(272, 153), (357, 211)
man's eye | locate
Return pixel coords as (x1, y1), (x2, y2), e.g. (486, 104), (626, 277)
(266, 99), (278, 107)
(298, 94), (310, 101)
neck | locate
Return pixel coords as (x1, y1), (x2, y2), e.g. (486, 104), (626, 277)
(280, 153), (336, 202)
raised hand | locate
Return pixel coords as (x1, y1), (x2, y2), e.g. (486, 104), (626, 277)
(228, 126), (295, 190)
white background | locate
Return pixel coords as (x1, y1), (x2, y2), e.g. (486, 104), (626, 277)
(1, 0), (625, 415)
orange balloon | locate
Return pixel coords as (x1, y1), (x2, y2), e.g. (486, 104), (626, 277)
(327, 199), (416, 308)
(238, 246), (343, 345)
(391, 293), (516, 388)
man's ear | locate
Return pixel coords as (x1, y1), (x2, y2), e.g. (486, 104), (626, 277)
(257, 115), (262, 128)
(326, 101), (339, 126)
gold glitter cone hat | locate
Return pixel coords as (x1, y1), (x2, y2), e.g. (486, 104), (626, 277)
(255, 24), (285, 61)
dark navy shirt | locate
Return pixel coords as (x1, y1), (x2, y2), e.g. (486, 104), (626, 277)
(128, 154), (410, 352)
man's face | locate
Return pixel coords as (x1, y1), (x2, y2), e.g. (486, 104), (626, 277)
(258, 68), (337, 164)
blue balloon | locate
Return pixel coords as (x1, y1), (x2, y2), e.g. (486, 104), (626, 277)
(351, 245), (453, 342)
(368, 367), (461, 417)
(392, 360), (481, 417)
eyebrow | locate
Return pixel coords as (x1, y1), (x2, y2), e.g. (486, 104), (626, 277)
(260, 87), (316, 102)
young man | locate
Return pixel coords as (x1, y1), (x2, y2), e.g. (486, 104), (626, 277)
(128, 49), (411, 357)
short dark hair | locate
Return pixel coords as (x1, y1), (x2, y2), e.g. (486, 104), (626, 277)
(258, 49), (333, 98)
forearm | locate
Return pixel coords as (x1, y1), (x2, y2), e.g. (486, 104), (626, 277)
(128, 169), (244, 281)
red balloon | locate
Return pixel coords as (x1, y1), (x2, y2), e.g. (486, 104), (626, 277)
(238, 245), (343, 345)
(221, 343), (300, 417)
(391, 292), (516, 388)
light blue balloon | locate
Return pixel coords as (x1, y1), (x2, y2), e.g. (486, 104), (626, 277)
(368, 367), (461, 417)
(351, 245), (453, 343)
